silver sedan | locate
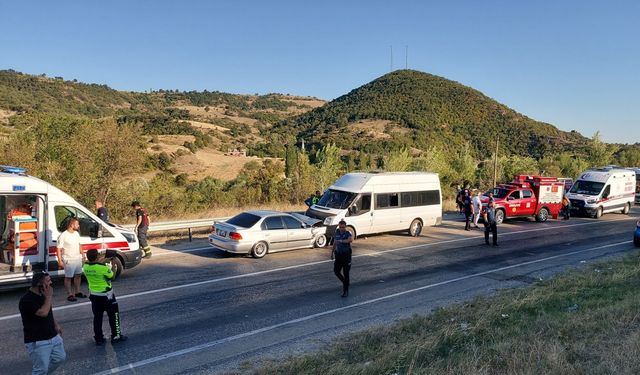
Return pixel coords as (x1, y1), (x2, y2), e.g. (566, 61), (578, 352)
(208, 211), (328, 258)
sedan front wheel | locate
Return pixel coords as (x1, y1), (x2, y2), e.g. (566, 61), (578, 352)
(314, 234), (327, 248)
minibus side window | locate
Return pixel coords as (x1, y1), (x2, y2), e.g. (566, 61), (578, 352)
(376, 194), (389, 209)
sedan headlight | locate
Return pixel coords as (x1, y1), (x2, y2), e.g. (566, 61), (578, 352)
(323, 217), (334, 226)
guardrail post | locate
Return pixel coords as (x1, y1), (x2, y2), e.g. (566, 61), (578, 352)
(188, 228), (192, 242)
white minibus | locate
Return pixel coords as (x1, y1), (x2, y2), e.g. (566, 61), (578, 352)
(306, 172), (442, 238)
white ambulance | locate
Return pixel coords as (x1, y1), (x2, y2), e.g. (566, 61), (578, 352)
(305, 172), (442, 239)
(0, 166), (142, 290)
(567, 167), (635, 218)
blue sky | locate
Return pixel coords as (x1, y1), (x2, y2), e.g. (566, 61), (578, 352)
(1, 0), (638, 143)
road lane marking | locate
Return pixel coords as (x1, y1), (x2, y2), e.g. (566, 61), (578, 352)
(0, 217), (634, 322)
(95, 240), (633, 374)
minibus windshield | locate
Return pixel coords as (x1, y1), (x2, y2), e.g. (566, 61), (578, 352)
(317, 189), (357, 209)
(569, 180), (605, 196)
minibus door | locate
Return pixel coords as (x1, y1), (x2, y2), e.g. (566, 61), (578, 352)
(348, 193), (372, 235)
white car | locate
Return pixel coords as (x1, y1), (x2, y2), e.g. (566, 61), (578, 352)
(208, 211), (327, 258)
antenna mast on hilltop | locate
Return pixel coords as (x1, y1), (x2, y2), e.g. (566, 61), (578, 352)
(390, 45), (393, 72)
(405, 45), (408, 69)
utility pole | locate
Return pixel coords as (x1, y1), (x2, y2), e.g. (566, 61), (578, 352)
(493, 136), (499, 187)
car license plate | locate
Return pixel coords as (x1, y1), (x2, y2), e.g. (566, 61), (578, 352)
(217, 229), (227, 237)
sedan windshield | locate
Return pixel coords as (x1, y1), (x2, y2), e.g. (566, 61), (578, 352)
(317, 189), (357, 210)
(569, 180), (604, 196)
(226, 212), (261, 228)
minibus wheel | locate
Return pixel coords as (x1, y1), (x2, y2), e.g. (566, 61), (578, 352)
(346, 226), (356, 240)
(409, 219), (423, 237)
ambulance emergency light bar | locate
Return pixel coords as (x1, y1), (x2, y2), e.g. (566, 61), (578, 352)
(0, 165), (27, 174)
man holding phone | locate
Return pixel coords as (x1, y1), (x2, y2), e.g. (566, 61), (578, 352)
(19, 272), (67, 374)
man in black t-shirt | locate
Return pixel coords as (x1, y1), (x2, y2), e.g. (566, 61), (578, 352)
(331, 220), (353, 297)
(131, 201), (152, 259)
(19, 272), (66, 374)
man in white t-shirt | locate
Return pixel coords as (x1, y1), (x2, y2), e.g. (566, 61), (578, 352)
(56, 218), (87, 302)
(472, 190), (483, 228)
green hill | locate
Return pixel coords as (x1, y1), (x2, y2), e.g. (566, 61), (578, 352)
(0, 69), (320, 123)
(278, 70), (588, 158)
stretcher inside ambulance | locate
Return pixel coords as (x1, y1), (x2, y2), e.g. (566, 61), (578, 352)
(0, 166), (142, 290)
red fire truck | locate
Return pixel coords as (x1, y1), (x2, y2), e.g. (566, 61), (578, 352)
(482, 175), (565, 224)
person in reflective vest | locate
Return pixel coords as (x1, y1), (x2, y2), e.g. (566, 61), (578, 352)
(83, 249), (127, 345)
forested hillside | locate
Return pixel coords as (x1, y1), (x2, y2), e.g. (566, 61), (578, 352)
(0, 69), (637, 221)
(274, 70), (588, 158)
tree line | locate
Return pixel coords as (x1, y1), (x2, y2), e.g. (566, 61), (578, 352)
(2, 114), (637, 223)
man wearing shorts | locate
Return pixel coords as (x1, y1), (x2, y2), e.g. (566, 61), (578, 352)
(56, 218), (87, 302)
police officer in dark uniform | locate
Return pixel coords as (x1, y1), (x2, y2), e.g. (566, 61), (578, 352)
(482, 200), (498, 246)
(332, 220), (353, 297)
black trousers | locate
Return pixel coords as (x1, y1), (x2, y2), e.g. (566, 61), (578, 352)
(333, 256), (351, 293)
(137, 227), (149, 249)
(89, 293), (122, 340)
(464, 211), (472, 230)
(484, 223), (498, 245)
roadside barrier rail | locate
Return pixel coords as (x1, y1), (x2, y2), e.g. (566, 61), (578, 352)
(122, 217), (229, 241)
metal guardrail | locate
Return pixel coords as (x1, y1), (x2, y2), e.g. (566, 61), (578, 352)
(123, 217), (230, 241)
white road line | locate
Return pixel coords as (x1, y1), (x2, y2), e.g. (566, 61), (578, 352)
(0, 217), (632, 322)
(95, 240), (633, 374)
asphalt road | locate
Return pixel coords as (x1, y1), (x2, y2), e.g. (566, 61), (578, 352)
(1, 209), (639, 374)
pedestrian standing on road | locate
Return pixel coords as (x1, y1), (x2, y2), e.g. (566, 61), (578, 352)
(456, 185), (464, 214)
(19, 271), (67, 375)
(482, 200), (498, 246)
(56, 217), (87, 302)
(131, 201), (152, 259)
(472, 190), (482, 228)
(83, 249), (128, 345)
(561, 194), (571, 220)
(332, 220), (353, 297)
(96, 200), (109, 223)
(463, 191), (474, 231)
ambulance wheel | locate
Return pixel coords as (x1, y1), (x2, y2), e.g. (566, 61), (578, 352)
(621, 203), (631, 215)
(409, 219), (423, 237)
(495, 209), (505, 225)
(110, 257), (123, 280)
(594, 207), (603, 219)
(251, 241), (268, 258)
(314, 234), (327, 248)
(536, 208), (549, 222)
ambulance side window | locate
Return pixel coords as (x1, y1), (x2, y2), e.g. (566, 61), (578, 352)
(602, 185), (610, 198)
(54, 206), (109, 238)
(522, 190), (533, 199)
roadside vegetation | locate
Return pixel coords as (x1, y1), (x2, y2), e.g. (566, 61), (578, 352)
(1, 69), (639, 223)
(251, 250), (640, 375)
